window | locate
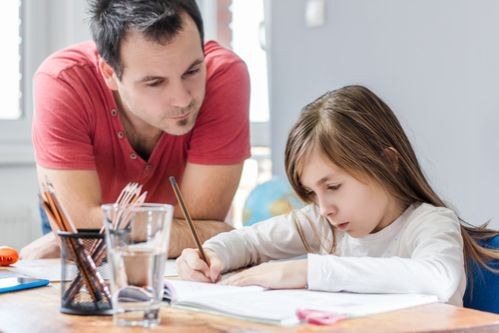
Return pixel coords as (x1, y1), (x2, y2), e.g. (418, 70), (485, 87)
(231, 0), (269, 123)
(0, 1), (90, 164)
(0, 0), (34, 163)
(198, 0), (272, 226)
(2, 1), (22, 120)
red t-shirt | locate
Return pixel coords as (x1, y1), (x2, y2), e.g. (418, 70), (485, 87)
(33, 40), (250, 204)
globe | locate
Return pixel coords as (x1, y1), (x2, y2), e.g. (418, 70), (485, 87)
(242, 177), (305, 226)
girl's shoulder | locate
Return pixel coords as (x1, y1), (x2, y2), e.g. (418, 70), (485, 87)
(402, 203), (461, 236)
(410, 203), (459, 223)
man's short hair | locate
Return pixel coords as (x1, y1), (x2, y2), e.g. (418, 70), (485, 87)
(89, 0), (204, 79)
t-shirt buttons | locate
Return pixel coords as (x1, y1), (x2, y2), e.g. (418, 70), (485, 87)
(111, 109), (118, 117)
(117, 131), (125, 139)
(145, 164), (152, 170)
(129, 152), (137, 159)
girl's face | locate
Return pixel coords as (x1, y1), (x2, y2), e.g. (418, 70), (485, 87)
(300, 149), (405, 238)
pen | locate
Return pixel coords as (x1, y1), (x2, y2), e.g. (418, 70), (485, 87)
(169, 176), (208, 263)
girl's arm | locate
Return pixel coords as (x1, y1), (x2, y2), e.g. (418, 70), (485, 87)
(203, 204), (324, 273)
(308, 208), (465, 304)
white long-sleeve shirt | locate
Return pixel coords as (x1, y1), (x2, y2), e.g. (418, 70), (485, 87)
(204, 203), (466, 306)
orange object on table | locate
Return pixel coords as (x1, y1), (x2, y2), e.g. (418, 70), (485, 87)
(0, 246), (19, 266)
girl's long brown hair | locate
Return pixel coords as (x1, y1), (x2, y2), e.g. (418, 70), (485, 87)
(285, 85), (499, 273)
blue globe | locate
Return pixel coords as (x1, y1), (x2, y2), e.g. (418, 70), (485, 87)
(243, 177), (304, 226)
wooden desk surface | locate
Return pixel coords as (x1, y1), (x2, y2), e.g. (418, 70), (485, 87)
(1, 283), (499, 333)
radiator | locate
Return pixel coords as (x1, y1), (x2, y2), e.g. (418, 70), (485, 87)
(0, 207), (36, 250)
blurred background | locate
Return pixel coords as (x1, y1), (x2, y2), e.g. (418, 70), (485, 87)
(1, 0), (499, 249)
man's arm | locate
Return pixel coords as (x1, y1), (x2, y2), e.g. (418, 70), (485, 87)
(22, 162), (243, 259)
(20, 166), (103, 259)
(167, 162), (244, 257)
(36, 166), (104, 229)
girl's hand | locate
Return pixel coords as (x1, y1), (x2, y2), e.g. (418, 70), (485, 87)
(220, 260), (308, 289)
(176, 248), (224, 283)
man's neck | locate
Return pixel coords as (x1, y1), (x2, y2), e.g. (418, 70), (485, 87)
(114, 92), (163, 160)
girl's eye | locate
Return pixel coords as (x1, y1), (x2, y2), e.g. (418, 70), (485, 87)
(327, 184), (341, 191)
(304, 191), (316, 199)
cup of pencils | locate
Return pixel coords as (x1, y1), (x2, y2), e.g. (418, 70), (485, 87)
(39, 180), (112, 315)
(102, 203), (173, 327)
(58, 229), (113, 315)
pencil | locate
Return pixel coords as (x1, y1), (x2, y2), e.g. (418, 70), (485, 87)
(169, 176), (208, 263)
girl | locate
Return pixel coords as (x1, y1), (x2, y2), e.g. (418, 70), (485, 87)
(177, 85), (499, 306)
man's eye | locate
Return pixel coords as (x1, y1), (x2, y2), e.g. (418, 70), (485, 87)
(146, 80), (163, 87)
(184, 68), (200, 77)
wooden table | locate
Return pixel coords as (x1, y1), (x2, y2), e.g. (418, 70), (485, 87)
(1, 283), (499, 333)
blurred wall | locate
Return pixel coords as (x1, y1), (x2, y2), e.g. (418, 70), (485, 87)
(266, 0), (499, 227)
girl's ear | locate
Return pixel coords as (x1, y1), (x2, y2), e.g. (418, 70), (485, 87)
(98, 57), (119, 91)
(382, 147), (400, 172)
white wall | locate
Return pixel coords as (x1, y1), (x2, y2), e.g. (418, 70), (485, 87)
(266, 0), (499, 228)
(0, 165), (39, 249)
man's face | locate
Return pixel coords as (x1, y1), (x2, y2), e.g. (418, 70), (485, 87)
(109, 14), (206, 136)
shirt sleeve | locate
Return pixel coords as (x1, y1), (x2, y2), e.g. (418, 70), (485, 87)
(204, 205), (325, 272)
(187, 59), (251, 165)
(307, 209), (465, 302)
(32, 71), (96, 169)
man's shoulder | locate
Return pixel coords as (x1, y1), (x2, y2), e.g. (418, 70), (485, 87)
(204, 40), (246, 72)
(36, 41), (99, 79)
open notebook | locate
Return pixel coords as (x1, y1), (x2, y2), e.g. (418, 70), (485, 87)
(163, 279), (438, 326)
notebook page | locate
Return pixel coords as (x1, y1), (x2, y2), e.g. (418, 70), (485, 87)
(174, 288), (438, 325)
(164, 279), (264, 303)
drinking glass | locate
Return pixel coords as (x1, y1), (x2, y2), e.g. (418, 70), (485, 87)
(102, 203), (173, 327)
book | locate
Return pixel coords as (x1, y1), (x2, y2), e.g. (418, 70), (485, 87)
(163, 279), (438, 326)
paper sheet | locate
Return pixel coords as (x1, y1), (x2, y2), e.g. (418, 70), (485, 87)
(163, 279), (439, 326)
(8, 258), (178, 282)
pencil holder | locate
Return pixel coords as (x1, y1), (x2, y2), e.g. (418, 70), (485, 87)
(58, 229), (112, 316)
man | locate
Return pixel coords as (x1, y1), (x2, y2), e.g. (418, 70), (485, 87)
(21, 0), (250, 258)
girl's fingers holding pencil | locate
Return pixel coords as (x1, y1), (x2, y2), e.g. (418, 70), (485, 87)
(176, 248), (211, 281)
(179, 266), (212, 283)
(205, 250), (223, 282)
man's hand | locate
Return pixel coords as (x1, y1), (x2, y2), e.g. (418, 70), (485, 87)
(168, 219), (233, 258)
(220, 260), (308, 289)
(20, 233), (60, 259)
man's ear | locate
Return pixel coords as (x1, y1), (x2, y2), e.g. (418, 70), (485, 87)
(382, 147), (400, 172)
(98, 57), (119, 90)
